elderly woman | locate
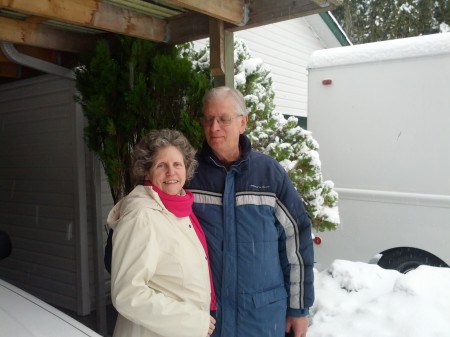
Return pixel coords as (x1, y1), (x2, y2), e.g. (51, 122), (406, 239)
(108, 129), (216, 337)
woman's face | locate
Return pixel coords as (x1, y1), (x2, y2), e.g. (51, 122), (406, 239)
(145, 145), (186, 195)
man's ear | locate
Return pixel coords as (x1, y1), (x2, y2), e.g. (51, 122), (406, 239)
(240, 115), (248, 133)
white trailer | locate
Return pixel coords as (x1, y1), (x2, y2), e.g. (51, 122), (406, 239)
(307, 33), (450, 272)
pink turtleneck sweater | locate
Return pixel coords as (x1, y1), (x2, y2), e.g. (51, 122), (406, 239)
(145, 182), (216, 310)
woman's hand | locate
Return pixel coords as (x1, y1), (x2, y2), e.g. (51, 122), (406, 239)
(207, 315), (216, 336)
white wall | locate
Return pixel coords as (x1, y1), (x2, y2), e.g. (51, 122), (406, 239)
(195, 14), (342, 118)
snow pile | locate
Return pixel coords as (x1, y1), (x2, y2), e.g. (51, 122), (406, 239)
(310, 260), (450, 337)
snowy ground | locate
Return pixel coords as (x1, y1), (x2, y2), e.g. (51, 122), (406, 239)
(309, 260), (450, 337)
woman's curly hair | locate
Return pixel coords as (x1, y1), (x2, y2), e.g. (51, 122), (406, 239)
(132, 129), (198, 186)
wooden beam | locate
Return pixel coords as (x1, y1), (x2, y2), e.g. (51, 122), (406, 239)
(13, 45), (59, 63)
(313, 0), (342, 8)
(165, 0), (246, 25)
(166, 0), (342, 43)
(209, 18), (225, 77)
(227, 0), (342, 31)
(0, 0), (166, 42)
(0, 52), (9, 62)
(209, 18), (234, 88)
(0, 62), (20, 78)
(166, 12), (209, 44)
(0, 17), (97, 53)
(25, 15), (50, 24)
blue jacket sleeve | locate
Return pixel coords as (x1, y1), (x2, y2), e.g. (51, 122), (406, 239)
(275, 162), (315, 314)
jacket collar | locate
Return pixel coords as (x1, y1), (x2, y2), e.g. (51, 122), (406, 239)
(199, 134), (251, 171)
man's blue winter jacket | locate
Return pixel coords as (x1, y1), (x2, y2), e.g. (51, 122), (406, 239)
(187, 134), (314, 337)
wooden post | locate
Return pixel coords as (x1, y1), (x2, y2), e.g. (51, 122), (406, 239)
(209, 18), (234, 88)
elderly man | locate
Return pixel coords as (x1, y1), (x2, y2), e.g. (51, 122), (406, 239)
(187, 86), (314, 337)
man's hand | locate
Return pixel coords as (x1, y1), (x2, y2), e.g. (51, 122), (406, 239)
(286, 316), (309, 337)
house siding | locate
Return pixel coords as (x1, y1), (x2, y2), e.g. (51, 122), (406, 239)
(195, 15), (338, 118)
(0, 75), (94, 315)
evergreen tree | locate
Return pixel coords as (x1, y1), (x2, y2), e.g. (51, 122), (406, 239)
(333, 0), (450, 44)
(75, 36), (209, 203)
(188, 40), (340, 232)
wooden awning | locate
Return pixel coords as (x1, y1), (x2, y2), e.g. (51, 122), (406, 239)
(0, 0), (341, 82)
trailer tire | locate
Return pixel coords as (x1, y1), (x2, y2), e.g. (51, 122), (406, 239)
(377, 247), (448, 274)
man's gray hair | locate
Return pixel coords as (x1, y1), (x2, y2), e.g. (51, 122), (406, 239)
(202, 86), (248, 116)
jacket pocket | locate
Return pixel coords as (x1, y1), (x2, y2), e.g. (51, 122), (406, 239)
(252, 286), (287, 309)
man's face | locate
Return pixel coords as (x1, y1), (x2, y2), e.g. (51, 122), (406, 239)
(202, 96), (248, 162)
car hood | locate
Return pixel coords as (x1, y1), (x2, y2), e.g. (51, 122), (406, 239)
(0, 279), (102, 337)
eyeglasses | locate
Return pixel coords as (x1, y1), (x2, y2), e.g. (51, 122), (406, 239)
(201, 115), (242, 127)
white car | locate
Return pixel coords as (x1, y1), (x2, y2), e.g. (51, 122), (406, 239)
(0, 231), (102, 337)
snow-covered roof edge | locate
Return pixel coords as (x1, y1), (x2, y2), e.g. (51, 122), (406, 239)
(319, 12), (352, 47)
(307, 32), (450, 69)
(305, 12), (351, 48)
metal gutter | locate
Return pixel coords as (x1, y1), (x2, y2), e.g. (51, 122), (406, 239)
(0, 41), (75, 80)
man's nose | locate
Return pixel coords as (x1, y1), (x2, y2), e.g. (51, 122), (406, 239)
(210, 117), (221, 129)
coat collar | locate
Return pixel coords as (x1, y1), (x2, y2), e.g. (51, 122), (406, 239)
(199, 134), (251, 171)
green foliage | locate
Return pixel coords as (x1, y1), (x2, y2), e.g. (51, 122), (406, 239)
(249, 111), (339, 232)
(75, 36), (209, 203)
(233, 40), (275, 129)
(333, 0), (450, 44)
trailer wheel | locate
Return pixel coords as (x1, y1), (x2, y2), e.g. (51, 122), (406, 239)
(377, 247), (448, 274)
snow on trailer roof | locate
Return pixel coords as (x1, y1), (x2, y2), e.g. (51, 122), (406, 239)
(307, 32), (450, 69)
